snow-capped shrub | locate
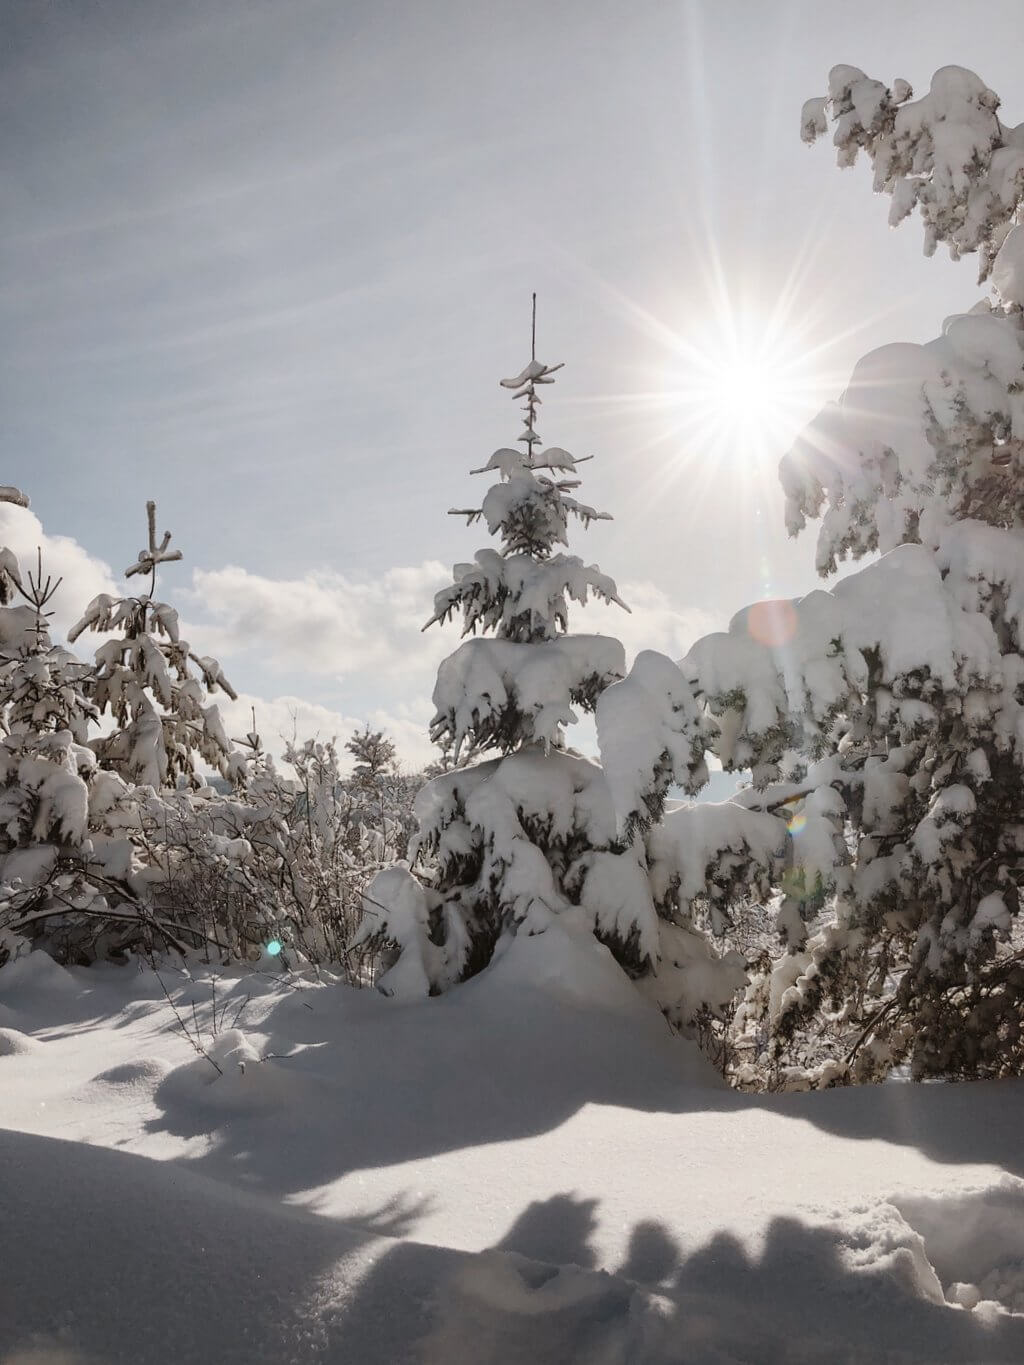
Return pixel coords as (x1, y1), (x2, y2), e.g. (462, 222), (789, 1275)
(124, 728), (416, 975)
(0, 498), (413, 974)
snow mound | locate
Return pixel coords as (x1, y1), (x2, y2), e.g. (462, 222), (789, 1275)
(0, 1027), (41, 1056)
(93, 1057), (172, 1089)
(0, 950), (77, 999)
(157, 1027), (309, 1113)
(485, 909), (657, 1016)
(895, 1178), (1024, 1316)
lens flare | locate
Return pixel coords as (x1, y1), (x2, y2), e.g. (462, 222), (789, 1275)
(266, 939), (282, 957)
(787, 812), (807, 837)
(747, 599), (798, 647)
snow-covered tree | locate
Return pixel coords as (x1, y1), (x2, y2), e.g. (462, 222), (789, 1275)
(0, 519), (168, 964)
(356, 316), (629, 995)
(0, 528), (100, 963)
(355, 307), (744, 1024)
(679, 66), (1024, 1084)
(346, 727), (397, 788)
(69, 501), (238, 790)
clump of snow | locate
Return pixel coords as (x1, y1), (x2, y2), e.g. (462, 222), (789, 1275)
(431, 634), (625, 756)
(92, 1057), (172, 1089)
(0, 948), (78, 998)
(895, 1179), (1024, 1316)
(158, 1026), (306, 1114)
(596, 649), (708, 833)
(806, 64), (1024, 279)
(0, 1026), (41, 1056)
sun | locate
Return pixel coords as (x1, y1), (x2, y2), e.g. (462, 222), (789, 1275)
(665, 311), (834, 469)
(562, 249), (860, 500)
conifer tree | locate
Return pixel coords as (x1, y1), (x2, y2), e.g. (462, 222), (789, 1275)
(0, 503), (157, 963)
(69, 501), (238, 790)
(356, 304), (739, 1015)
(665, 65), (1024, 1084)
(346, 727), (398, 790)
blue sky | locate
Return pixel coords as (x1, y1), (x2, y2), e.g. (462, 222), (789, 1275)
(3, 0), (1023, 767)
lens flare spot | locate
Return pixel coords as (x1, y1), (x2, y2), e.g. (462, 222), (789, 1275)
(787, 812), (807, 837)
(747, 599), (798, 648)
(266, 939), (282, 957)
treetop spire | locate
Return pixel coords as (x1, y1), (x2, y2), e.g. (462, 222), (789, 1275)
(125, 500), (183, 591)
(499, 294), (564, 459)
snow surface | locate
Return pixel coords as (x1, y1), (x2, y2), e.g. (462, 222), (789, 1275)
(3, 934), (1024, 1362)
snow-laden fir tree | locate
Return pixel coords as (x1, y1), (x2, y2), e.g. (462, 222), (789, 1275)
(356, 305), (742, 1022)
(0, 515), (100, 963)
(671, 65), (1024, 1084)
(0, 506), (169, 963)
(69, 501), (238, 790)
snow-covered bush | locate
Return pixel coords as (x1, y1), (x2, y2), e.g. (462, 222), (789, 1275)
(356, 313), (745, 1032)
(685, 65), (1024, 1085)
(122, 725), (415, 975)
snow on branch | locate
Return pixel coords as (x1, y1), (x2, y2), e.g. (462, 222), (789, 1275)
(781, 306), (1024, 574)
(431, 634), (625, 757)
(804, 64), (1024, 284)
(125, 500), (184, 581)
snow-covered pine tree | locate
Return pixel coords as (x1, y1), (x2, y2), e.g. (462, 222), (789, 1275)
(69, 501), (238, 790)
(673, 66), (1024, 1084)
(355, 307), (630, 994)
(343, 726), (414, 865)
(0, 511), (175, 963)
(355, 304), (742, 1019)
(346, 727), (397, 786)
(0, 515), (101, 962)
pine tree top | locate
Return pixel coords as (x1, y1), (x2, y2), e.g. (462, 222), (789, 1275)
(426, 299), (626, 649)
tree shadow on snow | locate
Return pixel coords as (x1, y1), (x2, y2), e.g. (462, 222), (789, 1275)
(145, 963), (1024, 1207)
(0, 1125), (450, 1365)
(5, 1131), (1024, 1363)
(347, 1191), (1024, 1365)
(774, 1076), (1024, 1181)
(144, 968), (744, 1196)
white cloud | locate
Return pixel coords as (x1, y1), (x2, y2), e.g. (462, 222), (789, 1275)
(575, 580), (722, 664)
(0, 503), (118, 639)
(185, 560), (453, 682)
(186, 561), (720, 686)
(214, 690), (438, 774)
(186, 564), (722, 771)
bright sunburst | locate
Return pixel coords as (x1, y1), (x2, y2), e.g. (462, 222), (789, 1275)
(664, 307), (837, 471)
(558, 230), (877, 506)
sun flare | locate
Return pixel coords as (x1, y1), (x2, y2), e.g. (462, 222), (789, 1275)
(667, 314), (833, 468)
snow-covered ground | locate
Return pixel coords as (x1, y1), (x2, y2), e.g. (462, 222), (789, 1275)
(2, 924), (1023, 1364)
